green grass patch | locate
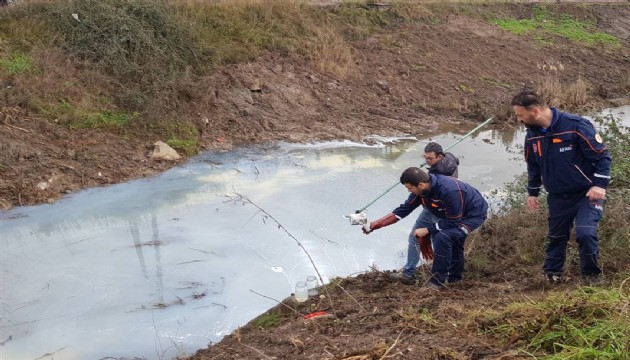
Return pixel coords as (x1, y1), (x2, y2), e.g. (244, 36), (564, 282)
(166, 138), (197, 157)
(480, 76), (510, 89)
(41, 101), (136, 129)
(78, 110), (135, 129)
(479, 287), (630, 358)
(139, 119), (199, 156)
(456, 83), (475, 94)
(2, 0), (411, 112)
(252, 312), (284, 329)
(0, 52), (33, 75)
(493, 18), (536, 35)
(492, 5), (620, 47)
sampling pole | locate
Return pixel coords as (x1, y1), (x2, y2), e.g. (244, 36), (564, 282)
(353, 116), (494, 214)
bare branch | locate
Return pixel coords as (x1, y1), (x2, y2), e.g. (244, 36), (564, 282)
(379, 331), (404, 360)
(249, 289), (301, 316)
(242, 343), (273, 359)
(232, 192), (340, 315)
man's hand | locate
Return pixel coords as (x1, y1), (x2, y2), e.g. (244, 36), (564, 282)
(586, 186), (606, 201)
(526, 196), (540, 210)
(363, 213), (398, 235)
(414, 227), (429, 239)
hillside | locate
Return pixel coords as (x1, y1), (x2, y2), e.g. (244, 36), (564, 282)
(1, 1), (629, 210)
(2, 1), (630, 359)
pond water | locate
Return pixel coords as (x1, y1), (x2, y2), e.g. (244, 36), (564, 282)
(1, 106), (627, 360)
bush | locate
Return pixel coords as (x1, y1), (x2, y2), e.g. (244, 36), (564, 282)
(46, 0), (201, 91)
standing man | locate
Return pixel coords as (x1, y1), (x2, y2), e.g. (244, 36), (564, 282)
(393, 142), (459, 284)
(512, 90), (611, 285)
(363, 167), (488, 288)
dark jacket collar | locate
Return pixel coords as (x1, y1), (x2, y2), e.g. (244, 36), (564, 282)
(528, 107), (560, 134)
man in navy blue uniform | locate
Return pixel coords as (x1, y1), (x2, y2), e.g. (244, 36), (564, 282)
(389, 142), (460, 284)
(363, 167), (487, 288)
(512, 90), (611, 285)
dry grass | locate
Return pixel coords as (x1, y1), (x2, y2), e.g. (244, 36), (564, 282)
(4, 48), (116, 119)
(467, 207), (548, 278)
(171, 0), (360, 77)
(537, 75), (593, 112)
(307, 24), (356, 77)
(599, 196), (630, 274)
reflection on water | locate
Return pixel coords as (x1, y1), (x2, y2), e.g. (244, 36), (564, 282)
(1, 106), (627, 360)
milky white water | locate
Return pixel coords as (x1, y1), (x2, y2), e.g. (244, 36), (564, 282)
(1, 106), (627, 360)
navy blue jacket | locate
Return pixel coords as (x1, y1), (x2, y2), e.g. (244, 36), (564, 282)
(525, 108), (611, 196)
(392, 174), (488, 235)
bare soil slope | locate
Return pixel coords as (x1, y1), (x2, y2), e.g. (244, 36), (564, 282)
(1, 3), (629, 211)
(187, 269), (589, 360)
(1, 3), (629, 359)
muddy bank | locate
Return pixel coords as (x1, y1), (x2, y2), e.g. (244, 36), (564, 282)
(1, 2), (629, 210)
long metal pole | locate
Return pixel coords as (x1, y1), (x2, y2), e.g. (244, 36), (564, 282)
(354, 116), (494, 213)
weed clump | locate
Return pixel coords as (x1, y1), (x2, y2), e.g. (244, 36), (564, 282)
(46, 0), (201, 92)
(0, 52), (33, 75)
(478, 287), (630, 358)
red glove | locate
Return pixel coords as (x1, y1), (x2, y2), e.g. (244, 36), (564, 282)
(416, 234), (434, 260)
(362, 213), (398, 234)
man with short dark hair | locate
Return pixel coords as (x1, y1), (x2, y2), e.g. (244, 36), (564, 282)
(512, 90), (611, 285)
(381, 142), (460, 284)
(423, 142), (459, 178)
(363, 167), (487, 288)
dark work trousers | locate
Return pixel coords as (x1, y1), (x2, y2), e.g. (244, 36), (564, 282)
(544, 192), (603, 276)
(430, 216), (486, 285)
(431, 227), (466, 285)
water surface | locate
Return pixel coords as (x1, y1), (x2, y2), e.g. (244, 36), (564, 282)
(1, 106), (627, 360)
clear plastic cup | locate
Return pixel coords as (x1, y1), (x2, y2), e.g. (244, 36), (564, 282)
(306, 275), (318, 296)
(294, 281), (308, 302)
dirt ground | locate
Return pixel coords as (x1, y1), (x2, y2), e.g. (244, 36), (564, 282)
(1, 3), (629, 211)
(187, 4), (629, 359)
(187, 266), (588, 360)
(1, 2), (629, 359)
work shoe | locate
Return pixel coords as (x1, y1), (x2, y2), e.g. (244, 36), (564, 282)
(545, 273), (563, 285)
(582, 274), (602, 286)
(422, 281), (443, 290)
(388, 271), (416, 285)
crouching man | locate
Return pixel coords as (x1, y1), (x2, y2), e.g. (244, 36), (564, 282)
(363, 167), (488, 288)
